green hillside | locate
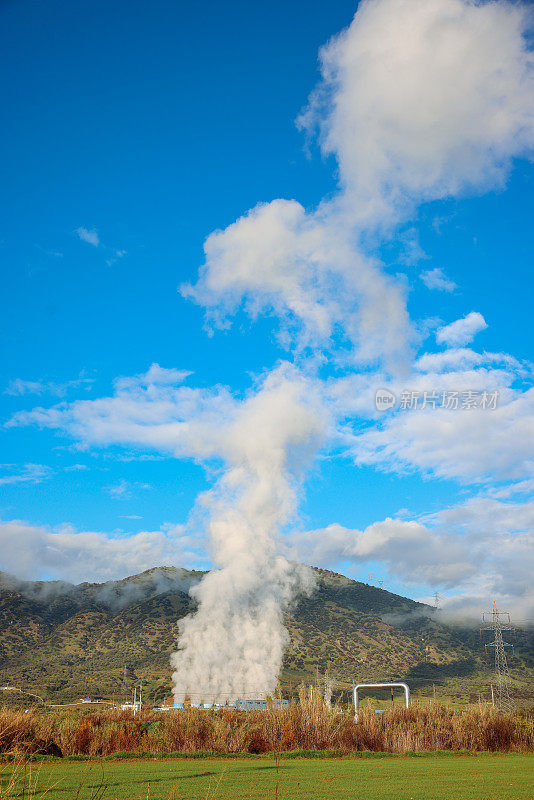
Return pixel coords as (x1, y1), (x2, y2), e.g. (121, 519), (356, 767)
(0, 567), (532, 706)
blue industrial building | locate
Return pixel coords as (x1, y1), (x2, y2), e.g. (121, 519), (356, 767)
(172, 698), (289, 711)
(235, 698), (288, 711)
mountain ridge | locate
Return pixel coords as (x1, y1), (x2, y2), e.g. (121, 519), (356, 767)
(1, 567), (532, 706)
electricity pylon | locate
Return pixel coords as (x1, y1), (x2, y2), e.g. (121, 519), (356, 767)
(481, 602), (514, 713)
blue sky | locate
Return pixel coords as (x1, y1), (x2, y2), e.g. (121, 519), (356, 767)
(1, 0), (533, 616)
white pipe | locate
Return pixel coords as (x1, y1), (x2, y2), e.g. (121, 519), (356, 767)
(353, 682), (410, 718)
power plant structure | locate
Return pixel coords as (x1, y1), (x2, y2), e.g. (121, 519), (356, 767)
(173, 697), (289, 710)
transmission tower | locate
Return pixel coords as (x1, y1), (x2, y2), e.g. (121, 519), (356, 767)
(433, 591), (440, 610)
(480, 602), (515, 713)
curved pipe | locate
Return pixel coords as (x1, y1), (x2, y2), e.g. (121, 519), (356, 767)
(353, 682), (410, 718)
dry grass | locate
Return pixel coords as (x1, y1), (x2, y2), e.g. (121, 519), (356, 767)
(0, 693), (532, 758)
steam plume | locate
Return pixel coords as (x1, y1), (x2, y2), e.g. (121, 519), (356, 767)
(171, 367), (323, 703)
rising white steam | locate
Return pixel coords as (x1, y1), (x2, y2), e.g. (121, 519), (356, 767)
(171, 366), (324, 703)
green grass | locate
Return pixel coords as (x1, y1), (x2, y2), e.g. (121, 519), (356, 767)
(2, 754), (532, 799)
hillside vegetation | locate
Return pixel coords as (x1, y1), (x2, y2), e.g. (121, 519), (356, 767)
(0, 567), (532, 705)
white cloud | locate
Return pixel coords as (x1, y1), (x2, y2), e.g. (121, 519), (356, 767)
(0, 463), (52, 486)
(105, 480), (152, 499)
(420, 268), (457, 292)
(436, 311), (488, 347)
(75, 229), (127, 264)
(414, 348), (522, 374)
(184, 0), (534, 373)
(5, 362), (328, 472)
(75, 227), (100, 247)
(5, 379), (44, 396)
(396, 227), (427, 265)
(6, 365), (235, 458)
(486, 478), (534, 500)
(292, 517), (474, 587)
(5, 374), (94, 397)
(325, 343), (533, 484)
(291, 495), (534, 619)
(300, 0), (534, 215)
(8, 346), (533, 489)
(114, 363), (192, 392)
(352, 384), (534, 484)
(106, 480), (130, 498)
(183, 199), (412, 369)
(0, 519), (198, 583)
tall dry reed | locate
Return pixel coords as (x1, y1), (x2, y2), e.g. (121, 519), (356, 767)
(0, 698), (532, 757)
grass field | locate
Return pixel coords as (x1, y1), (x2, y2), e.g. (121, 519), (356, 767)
(2, 754), (533, 800)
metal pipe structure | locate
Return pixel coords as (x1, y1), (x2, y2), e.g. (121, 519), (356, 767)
(353, 682), (410, 718)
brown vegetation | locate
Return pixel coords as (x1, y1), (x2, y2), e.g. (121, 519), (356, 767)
(0, 693), (532, 758)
